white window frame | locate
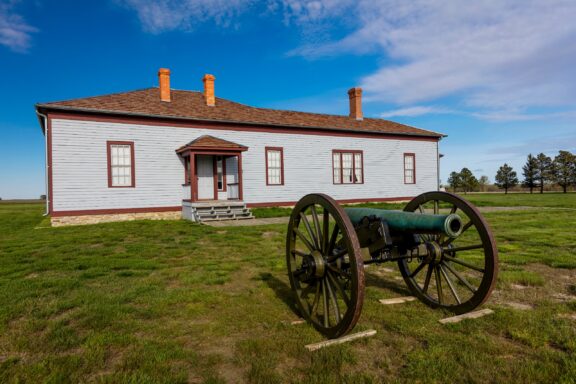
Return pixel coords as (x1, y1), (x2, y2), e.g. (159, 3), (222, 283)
(404, 153), (415, 184)
(332, 150), (363, 184)
(108, 141), (135, 188)
(266, 147), (284, 186)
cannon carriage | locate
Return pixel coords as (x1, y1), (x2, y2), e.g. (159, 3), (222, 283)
(286, 192), (498, 339)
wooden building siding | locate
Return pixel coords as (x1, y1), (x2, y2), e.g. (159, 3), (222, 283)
(50, 118), (439, 212)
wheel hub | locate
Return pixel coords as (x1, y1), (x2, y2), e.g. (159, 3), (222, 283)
(426, 241), (443, 265)
(298, 250), (326, 282)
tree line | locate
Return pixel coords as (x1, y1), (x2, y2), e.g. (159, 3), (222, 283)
(447, 150), (576, 194)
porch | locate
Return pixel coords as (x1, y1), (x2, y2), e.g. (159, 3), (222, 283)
(176, 136), (253, 222)
(177, 135), (248, 203)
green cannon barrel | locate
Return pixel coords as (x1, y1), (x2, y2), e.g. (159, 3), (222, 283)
(344, 208), (463, 238)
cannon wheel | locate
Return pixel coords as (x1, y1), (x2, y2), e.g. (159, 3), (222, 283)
(398, 192), (498, 314)
(286, 194), (365, 339)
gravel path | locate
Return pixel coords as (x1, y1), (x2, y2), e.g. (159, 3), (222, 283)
(204, 216), (289, 227)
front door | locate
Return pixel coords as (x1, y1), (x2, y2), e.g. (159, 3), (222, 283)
(197, 155), (214, 200)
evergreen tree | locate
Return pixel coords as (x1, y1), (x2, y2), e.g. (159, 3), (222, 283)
(495, 163), (518, 194)
(478, 176), (490, 192)
(535, 153), (552, 194)
(459, 168), (479, 194)
(447, 171), (462, 193)
(553, 150), (576, 193)
(522, 154), (538, 193)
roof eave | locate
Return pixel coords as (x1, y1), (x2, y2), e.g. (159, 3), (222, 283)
(176, 146), (248, 154)
(35, 104), (444, 139)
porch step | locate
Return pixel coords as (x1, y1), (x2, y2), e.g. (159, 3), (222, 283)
(184, 201), (254, 223)
(200, 214), (254, 222)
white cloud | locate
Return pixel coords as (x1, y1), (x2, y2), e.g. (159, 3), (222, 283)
(287, 1), (576, 116)
(274, 0), (354, 23)
(380, 106), (452, 118)
(119, 1), (576, 120)
(117, 0), (256, 33)
(0, 1), (37, 53)
(471, 109), (576, 122)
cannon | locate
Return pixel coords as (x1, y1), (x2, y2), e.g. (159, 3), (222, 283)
(286, 192), (498, 338)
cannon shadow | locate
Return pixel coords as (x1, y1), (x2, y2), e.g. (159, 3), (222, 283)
(259, 270), (412, 317)
(258, 272), (301, 317)
(364, 271), (413, 297)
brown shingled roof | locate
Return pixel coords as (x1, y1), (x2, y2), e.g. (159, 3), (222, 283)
(176, 135), (248, 153)
(36, 88), (443, 138)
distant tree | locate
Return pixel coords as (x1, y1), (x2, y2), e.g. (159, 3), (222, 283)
(459, 168), (479, 194)
(447, 171), (462, 192)
(478, 175), (490, 192)
(495, 164), (518, 194)
(40, 195), (47, 200)
(552, 150), (576, 193)
(522, 154), (538, 194)
(535, 153), (553, 194)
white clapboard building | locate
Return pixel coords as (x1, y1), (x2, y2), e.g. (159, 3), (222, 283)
(36, 69), (444, 225)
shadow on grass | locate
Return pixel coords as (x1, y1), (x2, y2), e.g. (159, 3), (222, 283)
(364, 271), (413, 297)
(259, 270), (412, 318)
(258, 272), (301, 317)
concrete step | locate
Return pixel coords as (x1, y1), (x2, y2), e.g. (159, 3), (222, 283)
(192, 202), (254, 223)
(195, 207), (248, 214)
(200, 214), (254, 222)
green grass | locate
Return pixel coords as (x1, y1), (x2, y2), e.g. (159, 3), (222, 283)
(0, 202), (575, 383)
(499, 269), (545, 287)
(251, 206), (293, 218)
(252, 201), (407, 218)
(462, 192), (576, 209)
(252, 193), (576, 218)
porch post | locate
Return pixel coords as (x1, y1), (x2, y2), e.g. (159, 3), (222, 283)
(190, 153), (197, 202)
(238, 153), (244, 201)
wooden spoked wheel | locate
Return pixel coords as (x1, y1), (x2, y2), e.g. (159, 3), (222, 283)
(286, 194), (365, 339)
(398, 192), (498, 314)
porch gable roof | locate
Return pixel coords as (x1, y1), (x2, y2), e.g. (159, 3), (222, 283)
(176, 135), (248, 154)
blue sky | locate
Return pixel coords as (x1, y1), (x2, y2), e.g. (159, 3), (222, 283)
(1, 0), (575, 199)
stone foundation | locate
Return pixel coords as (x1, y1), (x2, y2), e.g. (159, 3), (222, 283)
(51, 211), (182, 227)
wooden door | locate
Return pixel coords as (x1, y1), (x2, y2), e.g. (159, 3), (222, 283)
(196, 155), (215, 200)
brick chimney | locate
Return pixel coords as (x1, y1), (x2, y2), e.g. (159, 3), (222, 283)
(203, 74), (216, 106)
(158, 68), (171, 102)
(348, 87), (363, 120)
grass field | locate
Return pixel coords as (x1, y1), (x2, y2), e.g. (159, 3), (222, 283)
(461, 192), (576, 209)
(0, 196), (575, 383)
(251, 192), (576, 218)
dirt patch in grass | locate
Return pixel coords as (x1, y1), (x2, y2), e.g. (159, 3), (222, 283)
(261, 231), (280, 239)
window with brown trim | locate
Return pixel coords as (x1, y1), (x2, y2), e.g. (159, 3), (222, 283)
(107, 141), (135, 188)
(404, 153), (416, 184)
(215, 156), (226, 191)
(265, 147), (284, 185)
(333, 150), (363, 184)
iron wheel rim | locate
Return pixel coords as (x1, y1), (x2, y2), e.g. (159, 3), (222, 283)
(286, 193), (365, 338)
(398, 191), (498, 314)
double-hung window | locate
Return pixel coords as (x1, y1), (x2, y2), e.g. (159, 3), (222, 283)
(215, 156), (226, 191)
(107, 141), (135, 187)
(266, 147), (284, 185)
(404, 153), (415, 184)
(333, 150), (363, 184)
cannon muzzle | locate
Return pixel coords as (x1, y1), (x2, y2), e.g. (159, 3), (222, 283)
(344, 207), (463, 238)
